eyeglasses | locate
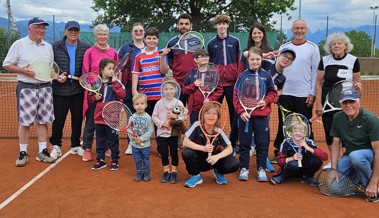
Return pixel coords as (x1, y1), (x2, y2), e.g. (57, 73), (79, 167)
(196, 55), (209, 59)
(281, 53), (295, 62)
(133, 30), (144, 33)
(67, 28), (79, 33)
(31, 26), (46, 31)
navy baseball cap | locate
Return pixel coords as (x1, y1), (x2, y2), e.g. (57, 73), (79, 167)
(280, 47), (296, 60)
(65, 21), (80, 30)
(339, 89), (360, 103)
(28, 17), (49, 27)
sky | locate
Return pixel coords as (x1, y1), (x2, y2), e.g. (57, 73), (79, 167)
(1, 0), (379, 33)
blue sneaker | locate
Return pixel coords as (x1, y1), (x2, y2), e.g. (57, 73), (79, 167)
(265, 158), (275, 172)
(184, 174), (203, 188)
(212, 169), (227, 185)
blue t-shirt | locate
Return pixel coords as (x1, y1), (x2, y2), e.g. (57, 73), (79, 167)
(65, 42), (77, 76)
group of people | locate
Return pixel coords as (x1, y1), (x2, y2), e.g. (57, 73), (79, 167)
(3, 13), (378, 202)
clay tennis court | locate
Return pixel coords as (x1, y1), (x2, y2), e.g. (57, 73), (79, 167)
(0, 76), (378, 217)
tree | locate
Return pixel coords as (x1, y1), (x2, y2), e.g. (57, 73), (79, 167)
(0, 27), (20, 73)
(91, 0), (295, 32)
(318, 30), (373, 57)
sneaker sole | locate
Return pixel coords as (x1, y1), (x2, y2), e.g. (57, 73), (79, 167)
(36, 156), (55, 163)
(184, 179), (203, 188)
(91, 164), (107, 170)
(212, 170), (228, 185)
(110, 168), (119, 171)
(257, 177), (268, 182)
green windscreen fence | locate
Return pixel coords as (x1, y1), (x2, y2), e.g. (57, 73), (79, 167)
(62, 32), (277, 51)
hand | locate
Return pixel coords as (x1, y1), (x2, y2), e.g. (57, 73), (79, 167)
(94, 95), (102, 101)
(203, 98), (210, 104)
(23, 65), (35, 77)
(240, 112), (250, 122)
(167, 111), (178, 119)
(306, 95), (315, 108)
(162, 120), (171, 128)
(194, 79), (202, 87)
(204, 143), (214, 153)
(258, 100), (266, 110)
(354, 81), (362, 92)
(293, 153), (302, 161)
(315, 105), (323, 116)
(206, 155), (220, 165)
(56, 72), (67, 83)
(111, 72), (117, 82)
(159, 48), (170, 56)
(365, 183), (378, 198)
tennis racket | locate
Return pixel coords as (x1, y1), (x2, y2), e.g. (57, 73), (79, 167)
(310, 80), (354, 122)
(283, 113), (310, 168)
(317, 168), (366, 197)
(196, 63), (219, 100)
(160, 31), (204, 53)
(161, 79), (181, 110)
(237, 74), (266, 133)
(29, 57), (64, 82)
(77, 72), (103, 97)
(277, 103), (294, 124)
(115, 53), (129, 76)
(198, 101), (227, 158)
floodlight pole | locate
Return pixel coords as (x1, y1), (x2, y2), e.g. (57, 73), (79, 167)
(299, 0), (302, 19)
(6, 0), (11, 49)
(370, 6), (379, 58)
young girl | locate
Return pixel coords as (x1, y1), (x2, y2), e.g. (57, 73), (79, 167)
(182, 102), (239, 188)
(152, 79), (186, 184)
(182, 49), (223, 124)
(129, 93), (154, 182)
(233, 47), (277, 182)
(270, 121), (328, 186)
(89, 58), (126, 171)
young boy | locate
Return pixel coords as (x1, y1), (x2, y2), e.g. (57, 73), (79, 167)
(132, 27), (170, 116)
(128, 93), (154, 181)
(207, 14), (240, 151)
(270, 121), (328, 186)
(182, 49), (223, 124)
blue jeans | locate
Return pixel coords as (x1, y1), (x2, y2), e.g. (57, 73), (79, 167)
(338, 149), (374, 187)
(132, 146), (150, 173)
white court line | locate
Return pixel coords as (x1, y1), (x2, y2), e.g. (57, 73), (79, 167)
(0, 150), (71, 210)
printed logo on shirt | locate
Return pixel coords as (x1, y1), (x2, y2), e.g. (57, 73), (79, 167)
(357, 125), (363, 128)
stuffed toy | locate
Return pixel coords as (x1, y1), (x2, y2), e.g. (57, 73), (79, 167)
(169, 105), (188, 147)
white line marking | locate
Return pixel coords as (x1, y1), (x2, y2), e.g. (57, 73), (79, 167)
(0, 150), (70, 210)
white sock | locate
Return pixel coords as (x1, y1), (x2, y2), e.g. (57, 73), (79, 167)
(38, 142), (47, 153)
(20, 144), (28, 153)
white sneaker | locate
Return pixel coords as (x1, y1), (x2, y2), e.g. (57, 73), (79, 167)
(257, 167), (268, 182)
(250, 147), (256, 156)
(323, 161), (332, 169)
(70, 146), (84, 156)
(50, 145), (62, 160)
(238, 168), (249, 181)
(125, 145), (132, 155)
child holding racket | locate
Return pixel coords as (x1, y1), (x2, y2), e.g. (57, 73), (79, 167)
(89, 58), (126, 171)
(233, 47), (277, 182)
(129, 93), (154, 182)
(182, 49), (223, 124)
(152, 78), (186, 184)
(182, 102), (239, 188)
(270, 121), (328, 186)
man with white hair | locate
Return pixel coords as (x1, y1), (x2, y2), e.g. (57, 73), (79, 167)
(3, 17), (57, 167)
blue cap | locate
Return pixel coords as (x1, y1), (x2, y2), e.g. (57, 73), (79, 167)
(339, 89), (360, 103)
(65, 21), (80, 30)
(280, 47), (296, 60)
(28, 17), (49, 27)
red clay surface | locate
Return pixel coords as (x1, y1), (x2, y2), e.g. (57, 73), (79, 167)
(0, 138), (378, 218)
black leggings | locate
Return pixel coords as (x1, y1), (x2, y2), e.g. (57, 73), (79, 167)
(156, 136), (179, 167)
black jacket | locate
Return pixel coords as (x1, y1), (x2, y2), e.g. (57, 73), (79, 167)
(52, 36), (91, 96)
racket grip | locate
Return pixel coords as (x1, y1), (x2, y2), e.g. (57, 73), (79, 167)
(244, 120), (249, 133)
(208, 152), (212, 158)
(298, 159), (302, 167)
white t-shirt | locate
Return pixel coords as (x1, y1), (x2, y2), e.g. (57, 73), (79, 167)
(3, 36), (53, 83)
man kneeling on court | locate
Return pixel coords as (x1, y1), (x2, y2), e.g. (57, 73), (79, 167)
(330, 89), (379, 202)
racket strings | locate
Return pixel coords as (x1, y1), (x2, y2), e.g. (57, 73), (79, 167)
(178, 33), (204, 51)
(103, 102), (132, 131)
(318, 170), (357, 196)
(283, 113), (310, 138)
(239, 79), (265, 108)
(327, 81), (354, 108)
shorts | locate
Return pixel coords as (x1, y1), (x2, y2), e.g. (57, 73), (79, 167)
(17, 81), (54, 126)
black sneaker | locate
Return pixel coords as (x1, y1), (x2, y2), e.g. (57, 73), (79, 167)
(366, 196), (379, 203)
(160, 171), (171, 183)
(170, 172), (178, 184)
(110, 162), (119, 171)
(91, 160), (107, 170)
